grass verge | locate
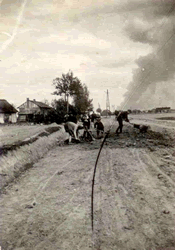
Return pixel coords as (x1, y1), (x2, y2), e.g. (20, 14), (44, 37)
(0, 127), (67, 192)
(0, 125), (61, 156)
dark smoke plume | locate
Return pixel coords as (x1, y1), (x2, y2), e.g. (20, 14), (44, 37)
(120, 1), (175, 110)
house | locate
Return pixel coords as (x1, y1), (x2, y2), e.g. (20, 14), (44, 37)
(18, 98), (54, 122)
(0, 99), (18, 124)
(155, 107), (171, 113)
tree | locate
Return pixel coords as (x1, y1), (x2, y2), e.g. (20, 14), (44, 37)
(51, 99), (77, 124)
(52, 70), (93, 115)
(73, 84), (93, 114)
(42, 99), (50, 106)
(96, 108), (102, 114)
(51, 99), (68, 124)
(53, 71), (80, 113)
(101, 109), (112, 116)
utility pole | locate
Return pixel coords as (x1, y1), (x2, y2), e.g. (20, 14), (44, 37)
(106, 89), (110, 117)
(66, 94), (69, 114)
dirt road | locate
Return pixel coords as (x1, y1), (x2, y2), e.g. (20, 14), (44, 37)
(1, 119), (175, 250)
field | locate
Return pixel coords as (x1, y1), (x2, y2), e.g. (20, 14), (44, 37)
(1, 113), (175, 250)
(129, 112), (175, 129)
(0, 123), (61, 147)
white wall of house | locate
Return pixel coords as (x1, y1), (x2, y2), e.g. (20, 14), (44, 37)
(0, 113), (4, 123)
(0, 113), (17, 123)
(9, 113), (17, 123)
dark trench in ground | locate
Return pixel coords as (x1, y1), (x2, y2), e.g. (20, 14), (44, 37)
(0, 126), (61, 156)
(76, 126), (175, 151)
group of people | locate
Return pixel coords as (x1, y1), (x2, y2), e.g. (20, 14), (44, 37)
(64, 111), (130, 143)
(81, 114), (104, 138)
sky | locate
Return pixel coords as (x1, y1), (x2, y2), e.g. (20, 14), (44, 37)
(0, 0), (175, 111)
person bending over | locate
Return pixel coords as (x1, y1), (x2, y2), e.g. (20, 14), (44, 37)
(64, 121), (82, 143)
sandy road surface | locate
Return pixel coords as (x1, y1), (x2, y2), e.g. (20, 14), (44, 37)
(1, 118), (175, 250)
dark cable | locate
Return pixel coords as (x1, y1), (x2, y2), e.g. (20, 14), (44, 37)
(91, 130), (110, 231)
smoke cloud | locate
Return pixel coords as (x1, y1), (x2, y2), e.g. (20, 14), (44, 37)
(120, 0), (175, 110)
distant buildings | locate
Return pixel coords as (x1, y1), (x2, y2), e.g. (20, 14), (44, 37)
(154, 107), (171, 113)
(17, 98), (54, 122)
(0, 99), (18, 124)
(0, 98), (55, 124)
(128, 107), (172, 114)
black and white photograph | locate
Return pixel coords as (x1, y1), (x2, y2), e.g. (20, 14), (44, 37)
(0, 0), (175, 249)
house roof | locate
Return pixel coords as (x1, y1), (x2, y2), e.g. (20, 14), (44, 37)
(0, 99), (18, 113)
(31, 100), (53, 109)
(18, 99), (53, 109)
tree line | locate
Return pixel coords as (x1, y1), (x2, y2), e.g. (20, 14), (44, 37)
(44, 71), (94, 124)
(32, 71), (119, 124)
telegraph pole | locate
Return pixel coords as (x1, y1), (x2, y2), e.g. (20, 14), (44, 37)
(106, 89), (110, 117)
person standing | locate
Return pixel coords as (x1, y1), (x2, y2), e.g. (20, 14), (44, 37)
(81, 114), (90, 129)
(91, 112), (96, 123)
(94, 117), (104, 138)
(116, 111), (129, 134)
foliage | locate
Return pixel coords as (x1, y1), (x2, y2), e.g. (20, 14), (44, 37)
(73, 84), (93, 114)
(52, 70), (93, 115)
(51, 99), (77, 124)
(42, 99), (50, 106)
(101, 109), (112, 116)
(52, 71), (79, 101)
(96, 108), (102, 114)
(43, 109), (58, 124)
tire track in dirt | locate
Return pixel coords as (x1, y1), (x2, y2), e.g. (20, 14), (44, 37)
(31, 165), (93, 249)
(103, 148), (141, 250)
(109, 148), (154, 250)
(91, 147), (175, 249)
(130, 148), (175, 249)
(141, 149), (175, 186)
(34, 158), (93, 250)
(92, 148), (147, 250)
(109, 148), (155, 250)
(1, 144), (98, 250)
(1, 129), (175, 250)
(36, 146), (98, 250)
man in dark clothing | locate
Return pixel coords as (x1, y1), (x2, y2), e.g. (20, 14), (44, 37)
(64, 114), (77, 124)
(94, 118), (104, 138)
(80, 114), (95, 141)
(116, 111), (129, 134)
(91, 112), (97, 123)
(82, 115), (91, 130)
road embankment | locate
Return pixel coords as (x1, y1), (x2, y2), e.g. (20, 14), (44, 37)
(0, 125), (67, 192)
